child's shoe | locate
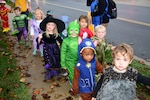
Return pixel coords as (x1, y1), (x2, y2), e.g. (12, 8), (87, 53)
(40, 51), (43, 57)
(18, 41), (23, 45)
(60, 69), (68, 76)
(6, 28), (10, 32)
(25, 42), (29, 47)
(2, 28), (7, 33)
(12, 30), (19, 36)
(32, 50), (37, 55)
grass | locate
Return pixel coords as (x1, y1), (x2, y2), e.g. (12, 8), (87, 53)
(0, 30), (31, 100)
(130, 60), (150, 99)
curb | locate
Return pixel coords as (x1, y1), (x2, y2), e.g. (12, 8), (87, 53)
(134, 56), (150, 66)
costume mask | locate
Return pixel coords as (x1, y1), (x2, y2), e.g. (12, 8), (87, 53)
(67, 20), (80, 37)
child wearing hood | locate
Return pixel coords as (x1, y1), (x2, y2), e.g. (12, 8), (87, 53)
(72, 38), (104, 100)
(61, 20), (80, 84)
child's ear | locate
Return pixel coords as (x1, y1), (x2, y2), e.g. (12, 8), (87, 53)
(80, 52), (82, 56)
(129, 59), (133, 64)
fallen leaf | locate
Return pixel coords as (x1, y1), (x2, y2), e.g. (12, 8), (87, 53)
(54, 94), (62, 99)
(0, 88), (2, 93)
(13, 84), (19, 88)
(66, 96), (73, 100)
(33, 90), (40, 95)
(31, 95), (37, 100)
(41, 93), (51, 99)
(139, 60), (145, 64)
(47, 89), (54, 94)
(20, 78), (26, 82)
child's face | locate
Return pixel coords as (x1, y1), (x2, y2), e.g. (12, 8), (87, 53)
(46, 22), (55, 33)
(69, 29), (79, 37)
(113, 52), (132, 72)
(79, 18), (88, 28)
(35, 11), (42, 20)
(81, 48), (94, 62)
(95, 29), (106, 39)
(14, 9), (21, 16)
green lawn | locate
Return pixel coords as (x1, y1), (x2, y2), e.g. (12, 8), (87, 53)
(0, 31), (31, 100)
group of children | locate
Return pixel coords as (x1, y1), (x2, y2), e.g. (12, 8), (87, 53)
(1, 2), (150, 100)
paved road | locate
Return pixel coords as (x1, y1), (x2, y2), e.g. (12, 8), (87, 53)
(32, 0), (150, 60)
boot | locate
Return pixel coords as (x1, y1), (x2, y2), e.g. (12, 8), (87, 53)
(40, 50), (43, 57)
(18, 40), (23, 45)
(25, 42), (29, 47)
(32, 50), (37, 55)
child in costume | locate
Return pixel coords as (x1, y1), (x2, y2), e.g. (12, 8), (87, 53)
(30, 7), (44, 56)
(91, 25), (112, 67)
(92, 43), (150, 100)
(78, 15), (93, 44)
(61, 20), (80, 84)
(38, 16), (65, 80)
(12, 0), (32, 33)
(72, 38), (104, 100)
(0, 0), (11, 33)
(12, 6), (30, 47)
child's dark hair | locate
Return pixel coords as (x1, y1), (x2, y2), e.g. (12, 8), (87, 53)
(78, 15), (88, 23)
(14, 6), (21, 11)
(46, 10), (53, 17)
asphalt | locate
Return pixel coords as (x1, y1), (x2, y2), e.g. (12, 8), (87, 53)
(114, 0), (150, 7)
(113, 0), (150, 66)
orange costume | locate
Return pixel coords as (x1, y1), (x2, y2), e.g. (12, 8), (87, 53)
(0, 1), (11, 32)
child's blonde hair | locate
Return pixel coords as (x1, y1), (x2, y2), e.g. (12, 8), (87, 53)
(45, 22), (59, 38)
(34, 7), (45, 20)
(95, 25), (106, 33)
(112, 43), (134, 61)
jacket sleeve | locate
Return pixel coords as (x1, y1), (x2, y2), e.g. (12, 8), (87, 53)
(72, 67), (80, 94)
(60, 39), (68, 69)
(93, 74), (104, 98)
(137, 73), (150, 86)
(12, 18), (17, 29)
(96, 59), (104, 73)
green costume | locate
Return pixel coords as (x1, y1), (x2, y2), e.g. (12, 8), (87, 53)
(61, 20), (80, 83)
(12, 14), (30, 46)
(12, 14), (29, 29)
(91, 36), (112, 67)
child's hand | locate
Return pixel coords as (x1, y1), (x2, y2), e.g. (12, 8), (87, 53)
(38, 34), (42, 39)
(91, 97), (96, 100)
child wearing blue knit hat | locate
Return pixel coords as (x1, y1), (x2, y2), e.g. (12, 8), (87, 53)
(72, 38), (104, 100)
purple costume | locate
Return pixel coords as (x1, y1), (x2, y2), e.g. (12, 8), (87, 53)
(41, 33), (63, 79)
(30, 19), (43, 55)
(39, 16), (65, 80)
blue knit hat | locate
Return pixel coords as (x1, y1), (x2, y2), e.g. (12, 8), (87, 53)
(79, 38), (96, 54)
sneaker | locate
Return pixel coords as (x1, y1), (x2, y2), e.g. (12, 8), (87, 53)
(18, 41), (23, 45)
(12, 30), (19, 36)
(40, 51), (43, 57)
(32, 50), (37, 55)
(25, 42), (29, 47)
(60, 69), (68, 76)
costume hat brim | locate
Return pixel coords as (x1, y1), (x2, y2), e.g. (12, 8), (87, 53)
(40, 16), (65, 33)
